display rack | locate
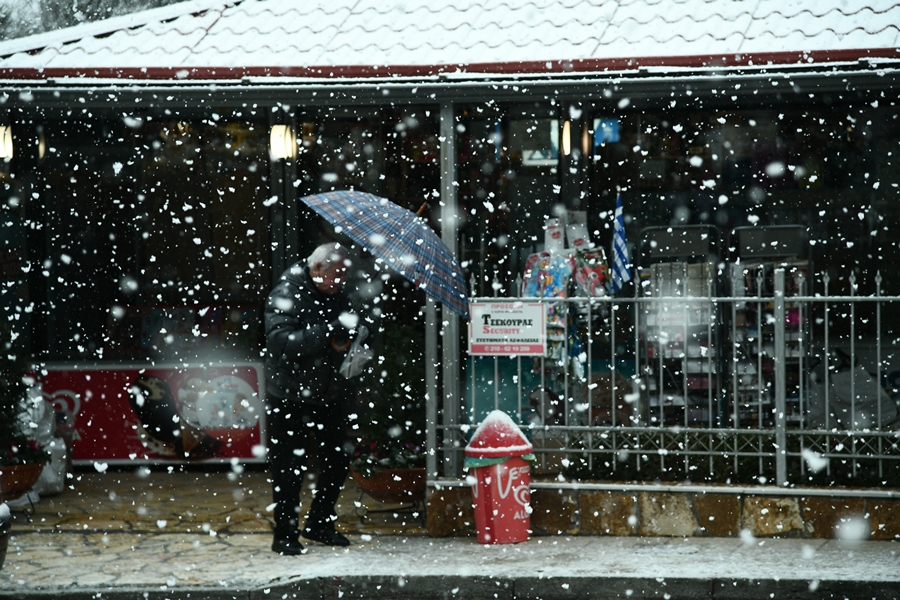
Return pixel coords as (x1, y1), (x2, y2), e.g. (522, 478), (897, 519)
(729, 225), (810, 427)
(516, 247), (614, 425)
(637, 226), (722, 426)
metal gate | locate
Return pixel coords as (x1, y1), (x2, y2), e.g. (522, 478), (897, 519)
(430, 269), (900, 497)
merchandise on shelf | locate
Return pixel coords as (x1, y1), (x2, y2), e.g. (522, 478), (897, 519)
(639, 260), (720, 426)
(728, 260), (810, 427)
(573, 249), (609, 298)
(520, 243), (615, 426)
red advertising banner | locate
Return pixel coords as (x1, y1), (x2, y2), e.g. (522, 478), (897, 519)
(41, 363), (266, 464)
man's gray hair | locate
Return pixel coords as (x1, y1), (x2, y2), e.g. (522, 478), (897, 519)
(307, 242), (349, 270)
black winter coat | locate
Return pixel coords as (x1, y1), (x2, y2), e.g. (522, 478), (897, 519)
(264, 262), (352, 405)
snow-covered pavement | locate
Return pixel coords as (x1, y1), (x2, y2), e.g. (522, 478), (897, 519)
(2, 531), (898, 599)
(2, 469), (897, 599)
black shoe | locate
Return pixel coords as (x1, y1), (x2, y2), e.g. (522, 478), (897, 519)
(302, 527), (351, 547)
(272, 538), (306, 555)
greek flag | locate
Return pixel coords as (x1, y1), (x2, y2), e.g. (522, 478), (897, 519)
(611, 194), (632, 294)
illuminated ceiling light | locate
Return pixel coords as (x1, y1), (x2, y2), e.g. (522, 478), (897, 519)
(561, 120), (571, 156)
(581, 123), (591, 157)
(0, 126), (12, 159)
(37, 128), (46, 160)
(269, 124), (297, 160)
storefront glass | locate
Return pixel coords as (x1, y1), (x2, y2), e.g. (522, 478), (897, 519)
(19, 110), (272, 363)
(457, 98), (900, 446)
(589, 105), (899, 287)
(456, 103), (563, 298)
(293, 106), (442, 326)
(6, 99), (899, 364)
(588, 104), (900, 343)
(456, 101), (900, 298)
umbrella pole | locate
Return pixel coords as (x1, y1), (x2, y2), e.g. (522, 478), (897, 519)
(416, 202), (429, 216)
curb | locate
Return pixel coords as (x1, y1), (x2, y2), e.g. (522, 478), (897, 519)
(2, 576), (899, 600)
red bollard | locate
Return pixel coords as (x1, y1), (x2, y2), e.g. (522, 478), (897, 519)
(465, 410), (533, 544)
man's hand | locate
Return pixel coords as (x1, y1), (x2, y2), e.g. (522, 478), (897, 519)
(329, 317), (356, 352)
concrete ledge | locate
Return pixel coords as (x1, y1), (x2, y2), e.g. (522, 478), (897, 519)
(258, 576), (900, 600)
(427, 486), (900, 541)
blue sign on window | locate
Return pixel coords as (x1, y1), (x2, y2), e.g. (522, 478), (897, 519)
(594, 118), (620, 146)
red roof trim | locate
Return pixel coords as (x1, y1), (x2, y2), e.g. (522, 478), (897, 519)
(1, 48), (897, 81)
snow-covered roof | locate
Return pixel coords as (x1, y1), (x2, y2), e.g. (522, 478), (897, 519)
(0, 0), (898, 80)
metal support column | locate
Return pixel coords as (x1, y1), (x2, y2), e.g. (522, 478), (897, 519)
(774, 268), (788, 487)
(439, 101), (462, 479)
(425, 297), (439, 480)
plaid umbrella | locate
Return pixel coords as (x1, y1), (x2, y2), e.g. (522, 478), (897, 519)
(299, 190), (470, 320)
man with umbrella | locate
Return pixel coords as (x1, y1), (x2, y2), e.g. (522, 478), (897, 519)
(263, 190), (467, 555)
(265, 242), (357, 555)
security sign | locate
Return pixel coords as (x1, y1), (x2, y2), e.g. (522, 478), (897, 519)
(468, 301), (546, 356)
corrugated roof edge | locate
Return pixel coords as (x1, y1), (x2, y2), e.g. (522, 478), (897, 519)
(0, 0), (233, 57)
(0, 48), (898, 81)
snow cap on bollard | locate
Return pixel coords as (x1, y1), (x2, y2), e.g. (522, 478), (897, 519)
(465, 410), (533, 464)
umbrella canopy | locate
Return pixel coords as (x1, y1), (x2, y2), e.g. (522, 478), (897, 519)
(299, 190), (470, 320)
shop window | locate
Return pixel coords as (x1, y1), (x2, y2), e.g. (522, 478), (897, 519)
(456, 107), (563, 297)
(593, 117), (621, 150)
(308, 115), (384, 195)
(296, 107), (441, 327)
(509, 118), (560, 167)
(586, 103), (900, 303)
(0, 171), (26, 352)
(35, 114), (270, 362)
(298, 108), (440, 212)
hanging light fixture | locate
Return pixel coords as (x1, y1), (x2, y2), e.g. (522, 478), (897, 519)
(0, 126), (12, 159)
(37, 127), (46, 160)
(561, 120), (571, 156)
(269, 124), (297, 160)
(581, 122), (591, 157)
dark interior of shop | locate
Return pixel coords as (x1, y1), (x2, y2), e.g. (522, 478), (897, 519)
(1, 99), (897, 366)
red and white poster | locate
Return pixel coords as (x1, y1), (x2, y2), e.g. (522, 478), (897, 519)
(41, 362), (266, 465)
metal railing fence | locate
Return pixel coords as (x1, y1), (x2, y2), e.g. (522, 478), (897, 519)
(433, 269), (900, 496)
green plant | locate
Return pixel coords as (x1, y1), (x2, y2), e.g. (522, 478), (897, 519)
(0, 438), (49, 467)
(351, 323), (426, 478)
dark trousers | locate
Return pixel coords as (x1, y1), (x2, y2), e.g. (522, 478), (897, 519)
(268, 397), (350, 541)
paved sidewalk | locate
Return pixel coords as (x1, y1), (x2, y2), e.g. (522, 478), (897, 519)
(1, 468), (899, 599)
(4, 530), (900, 599)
